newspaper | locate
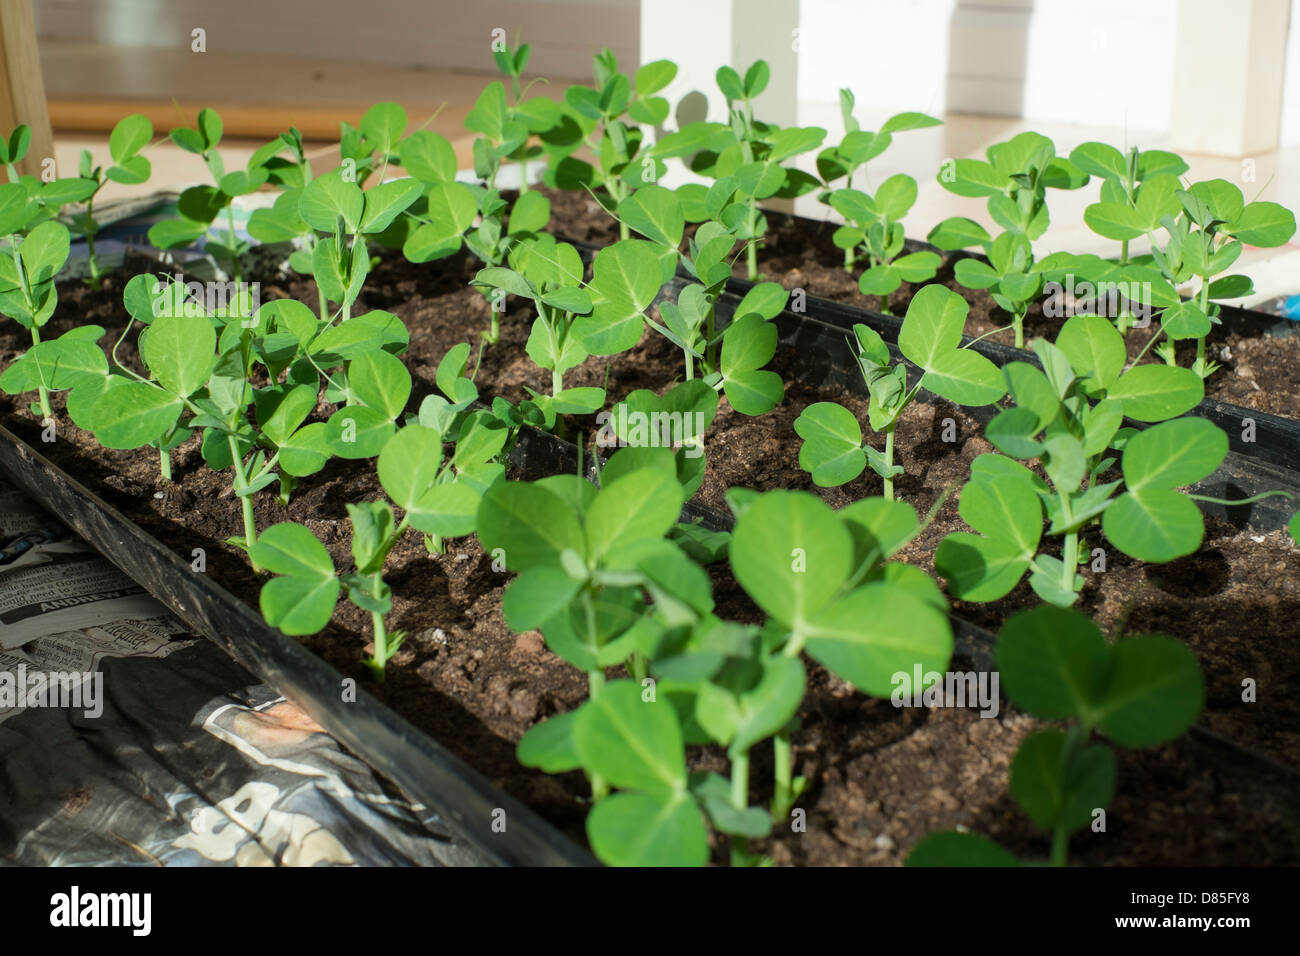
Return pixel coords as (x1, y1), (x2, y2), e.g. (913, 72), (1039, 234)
(0, 474), (465, 866)
(0, 550), (169, 650)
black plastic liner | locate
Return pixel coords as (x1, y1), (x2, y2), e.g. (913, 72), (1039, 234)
(0, 424), (595, 868)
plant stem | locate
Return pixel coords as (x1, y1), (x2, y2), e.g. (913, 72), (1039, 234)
(85, 193), (102, 288)
(28, 326), (52, 419)
(883, 427), (896, 501)
(1062, 530), (1078, 594)
(772, 731), (793, 818)
(746, 235), (758, 281)
(159, 446), (172, 482)
(587, 667), (609, 801)
(488, 302), (500, 344)
(1050, 826), (1069, 866)
(1013, 313), (1026, 349)
(618, 219), (629, 241)
(683, 349), (694, 381)
(370, 574), (389, 681)
(226, 206), (242, 282)
(227, 435), (260, 569)
(1119, 239), (1128, 266)
(729, 749), (751, 866)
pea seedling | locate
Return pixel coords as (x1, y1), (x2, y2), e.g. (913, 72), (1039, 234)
(0, 215), (84, 419)
(933, 314), (1288, 606)
(908, 605), (1202, 867)
(929, 132), (1089, 346)
(817, 90), (941, 277)
(546, 49), (676, 239)
(65, 115), (154, 287)
(652, 60), (826, 280)
(795, 285), (1004, 499)
(254, 415), (507, 677)
(471, 234), (605, 428)
(148, 109), (273, 280)
(575, 185), (788, 415)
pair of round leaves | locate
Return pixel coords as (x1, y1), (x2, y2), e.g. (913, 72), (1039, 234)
(728, 490), (952, 696)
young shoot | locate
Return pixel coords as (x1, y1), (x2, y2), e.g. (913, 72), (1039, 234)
(253, 414), (507, 678)
(652, 60), (826, 280)
(546, 49), (676, 239)
(147, 109), (272, 280)
(909, 605), (1202, 867)
(0, 218), (90, 420)
(795, 285), (1004, 499)
(932, 314), (1264, 607)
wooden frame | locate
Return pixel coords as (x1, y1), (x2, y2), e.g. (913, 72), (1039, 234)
(0, 0), (53, 176)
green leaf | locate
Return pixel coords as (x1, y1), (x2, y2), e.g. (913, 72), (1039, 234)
(938, 158), (1010, 198)
(92, 380), (183, 449)
(507, 189), (550, 236)
(349, 350), (411, 419)
(360, 101), (407, 155)
(1083, 202), (1144, 240)
(927, 216), (990, 251)
(690, 772), (772, 838)
(586, 791), (708, 867)
(324, 405), (395, 459)
(142, 312), (216, 397)
(996, 606), (1109, 720)
(1104, 418), (1225, 563)
(794, 402), (866, 487)
(477, 481), (585, 571)
(504, 566), (584, 631)
(1056, 314), (1125, 392)
(1010, 730), (1115, 831)
(251, 523), (340, 636)
(730, 491), (852, 630)
(1093, 636), (1203, 748)
(399, 130), (457, 183)
(109, 114), (152, 162)
(898, 284), (967, 369)
(1107, 365), (1203, 422)
(586, 468), (684, 563)
(377, 424), (444, 510)
(880, 111), (942, 134)
(617, 185), (684, 248)
(359, 178), (423, 234)
(573, 240), (662, 355)
(517, 711), (582, 774)
(907, 832), (1020, 867)
(20, 220), (72, 280)
(465, 82), (510, 141)
(730, 655), (805, 755)
(1228, 201), (1295, 246)
(805, 583), (952, 697)
(574, 680), (686, 793)
(1068, 141), (1126, 181)
(921, 349), (1004, 406)
(720, 314), (782, 415)
(298, 172), (364, 233)
(635, 60), (678, 96)
(309, 310), (408, 363)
